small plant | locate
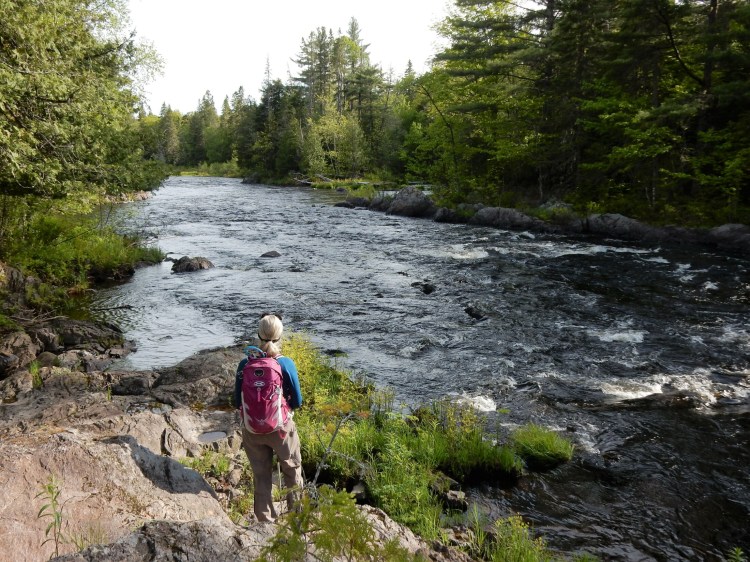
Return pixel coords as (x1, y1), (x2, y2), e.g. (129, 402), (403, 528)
(487, 515), (553, 562)
(259, 486), (418, 562)
(511, 423), (574, 470)
(30, 360), (43, 389)
(726, 547), (747, 562)
(36, 474), (65, 558)
(181, 450), (232, 479)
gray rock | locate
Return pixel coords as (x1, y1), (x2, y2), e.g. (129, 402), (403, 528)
(0, 352), (19, 378)
(585, 213), (660, 241)
(387, 186), (437, 218)
(469, 206), (543, 230)
(35, 351), (58, 367)
(171, 256), (214, 273)
(347, 196), (371, 208)
(260, 251), (281, 258)
(49, 318), (125, 352)
(0, 331), (39, 370)
(444, 489), (469, 512)
(708, 223), (750, 252)
(29, 327), (62, 353)
(227, 468), (243, 487)
(369, 194), (393, 212)
(434, 208), (461, 223)
(52, 518), (275, 562)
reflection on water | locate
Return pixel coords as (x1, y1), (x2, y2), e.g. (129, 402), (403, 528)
(93, 177), (750, 560)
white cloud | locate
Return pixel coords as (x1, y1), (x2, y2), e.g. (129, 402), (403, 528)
(127, 0), (450, 114)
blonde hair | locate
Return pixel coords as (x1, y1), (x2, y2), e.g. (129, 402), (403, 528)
(258, 314), (283, 356)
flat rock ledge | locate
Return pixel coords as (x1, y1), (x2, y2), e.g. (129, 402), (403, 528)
(0, 344), (471, 562)
(360, 189), (750, 256)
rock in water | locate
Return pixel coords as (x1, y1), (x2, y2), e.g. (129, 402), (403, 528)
(171, 256), (214, 273)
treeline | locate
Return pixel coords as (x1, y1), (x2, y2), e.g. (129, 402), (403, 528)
(145, 1), (750, 226)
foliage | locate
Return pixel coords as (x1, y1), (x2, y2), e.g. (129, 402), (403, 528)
(726, 547), (747, 562)
(511, 423), (575, 470)
(2, 197), (164, 297)
(258, 485), (420, 562)
(180, 450), (232, 479)
(0, 0), (165, 202)
(282, 333), (571, 543)
(29, 360), (42, 389)
(0, 312), (20, 334)
(66, 521), (109, 553)
(410, 399), (523, 483)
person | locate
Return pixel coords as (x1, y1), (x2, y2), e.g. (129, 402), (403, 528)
(234, 312), (303, 522)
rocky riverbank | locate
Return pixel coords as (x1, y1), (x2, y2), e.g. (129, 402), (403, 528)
(335, 186), (750, 257)
(0, 263), (470, 562)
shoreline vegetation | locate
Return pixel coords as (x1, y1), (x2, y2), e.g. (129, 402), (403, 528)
(189, 333), (582, 561)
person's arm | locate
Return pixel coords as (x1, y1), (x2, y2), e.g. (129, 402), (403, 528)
(278, 357), (303, 409)
(234, 358), (248, 409)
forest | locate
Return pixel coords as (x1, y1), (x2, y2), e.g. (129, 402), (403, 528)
(141, 0), (750, 227)
(1, 0), (749, 295)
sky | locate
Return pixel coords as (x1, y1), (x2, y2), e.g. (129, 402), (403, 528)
(127, 0), (451, 115)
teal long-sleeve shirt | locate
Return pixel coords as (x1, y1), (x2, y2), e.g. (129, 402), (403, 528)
(234, 355), (303, 410)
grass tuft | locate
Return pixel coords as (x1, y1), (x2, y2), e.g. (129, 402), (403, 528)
(511, 423), (574, 470)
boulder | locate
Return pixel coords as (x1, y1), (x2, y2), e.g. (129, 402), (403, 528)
(585, 213), (660, 241)
(260, 251), (281, 258)
(0, 331), (40, 370)
(28, 326), (62, 353)
(469, 206), (544, 230)
(52, 518), (277, 562)
(386, 186), (437, 218)
(0, 352), (20, 378)
(0, 429), (227, 562)
(434, 208), (462, 223)
(707, 223), (750, 253)
(48, 318), (126, 354)
(348, 197), (371, 208)
(369, 194), (393, 212)
(171, 256), (214, 273)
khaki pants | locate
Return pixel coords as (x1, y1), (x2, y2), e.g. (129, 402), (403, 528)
(241, 419), (303, 522)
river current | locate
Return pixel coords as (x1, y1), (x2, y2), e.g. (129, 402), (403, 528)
(93, 176), (749, 561)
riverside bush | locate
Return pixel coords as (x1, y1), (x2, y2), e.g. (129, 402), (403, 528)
(258, 486), (419, 562)
(8, 211), (164, 293)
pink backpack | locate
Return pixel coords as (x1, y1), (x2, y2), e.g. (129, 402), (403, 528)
(240, 348), (291, 434)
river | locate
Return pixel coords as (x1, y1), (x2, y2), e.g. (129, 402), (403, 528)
(92, 176), (749, 561)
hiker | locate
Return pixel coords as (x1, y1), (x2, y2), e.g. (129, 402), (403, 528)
(234, 312), (304, 522)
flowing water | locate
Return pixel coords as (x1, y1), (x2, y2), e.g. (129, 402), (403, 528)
(93, 176), (750, 561)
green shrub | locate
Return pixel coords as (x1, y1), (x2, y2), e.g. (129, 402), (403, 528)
(180, 450), (232, 479)
(259, 486), (420, 561)
(511, 424), (574, 470)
